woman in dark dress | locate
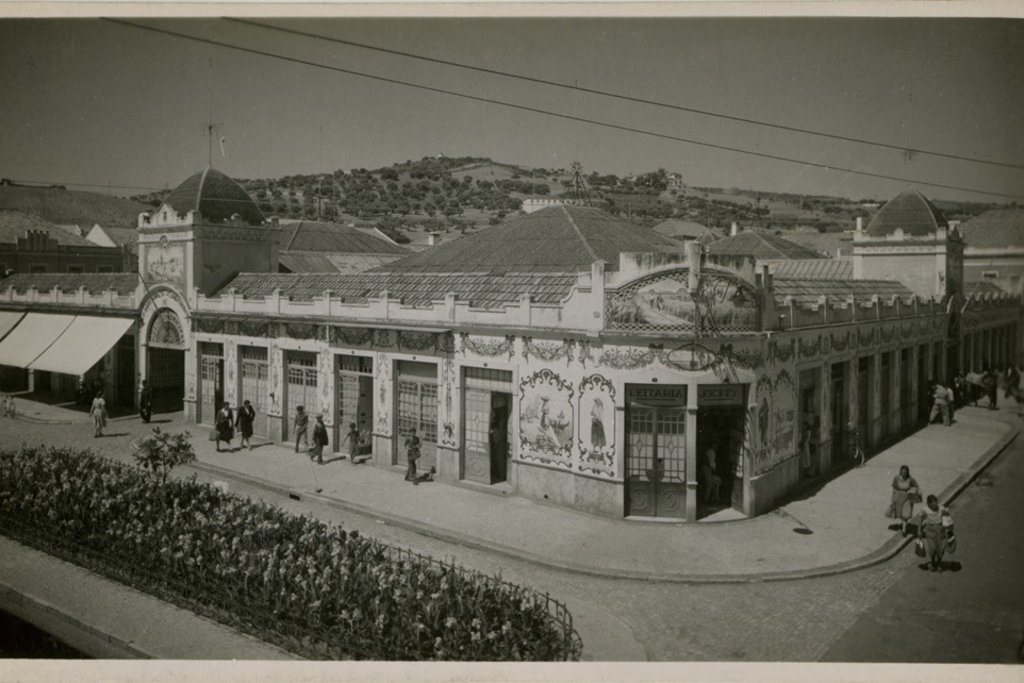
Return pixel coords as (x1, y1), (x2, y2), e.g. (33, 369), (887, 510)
(405, 432), (421, 485)
(237, 399), (256, 451)
(215, 402), (235, 452)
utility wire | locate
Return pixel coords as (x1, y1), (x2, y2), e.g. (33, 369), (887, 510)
(104, 19), (1024, 202)
(230, 17), (1024, 173)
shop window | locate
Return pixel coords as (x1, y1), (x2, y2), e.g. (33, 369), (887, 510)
(29, 264), (47, 273)
(398, 380), (438, 443)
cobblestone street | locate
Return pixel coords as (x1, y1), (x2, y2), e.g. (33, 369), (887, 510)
(3, 401), (1018, 662)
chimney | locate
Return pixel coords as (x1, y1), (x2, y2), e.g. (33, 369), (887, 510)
(427, 231), (442, 247)
(856, 216), (863, 232)
(730, 222), (739, 237)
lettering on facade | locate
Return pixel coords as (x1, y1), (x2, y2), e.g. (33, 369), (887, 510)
(697, 384), (745, 406)
(626, 384), (686, 405)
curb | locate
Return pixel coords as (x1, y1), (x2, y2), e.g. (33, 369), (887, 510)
(0, 582), (157, 659)
(189, 422), (1020, 585)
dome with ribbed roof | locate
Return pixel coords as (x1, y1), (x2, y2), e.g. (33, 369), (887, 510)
(164, 167), (264, 226)
(865, 189), (947, 237)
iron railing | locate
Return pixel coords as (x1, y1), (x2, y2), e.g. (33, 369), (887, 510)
(0, 514), (582, 662)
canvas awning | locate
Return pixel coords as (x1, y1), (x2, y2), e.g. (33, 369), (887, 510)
(0, 313), (76, 368)
(0, 311), (25, 343)
(28, 316), (134, 376)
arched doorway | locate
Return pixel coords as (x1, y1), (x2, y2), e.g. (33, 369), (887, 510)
(147, 307), (186, 413)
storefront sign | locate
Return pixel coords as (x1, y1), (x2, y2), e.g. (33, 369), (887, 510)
(698, 384), (746, 406)
(626, 384), (687, 405)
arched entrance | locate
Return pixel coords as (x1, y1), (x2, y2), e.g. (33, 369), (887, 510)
(147, 307), (186, 412)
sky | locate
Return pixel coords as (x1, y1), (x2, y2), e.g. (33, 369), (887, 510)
(1, 16), (1023, 204)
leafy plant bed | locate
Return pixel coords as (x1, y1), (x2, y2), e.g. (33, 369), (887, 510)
(0, 445), (581, 661)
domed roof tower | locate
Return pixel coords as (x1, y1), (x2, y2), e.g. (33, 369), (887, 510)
(864, 189), (948, 238)
(852, 188), (963, 301)
(163, 167), (264, 226)
(137, 167), (277, 299)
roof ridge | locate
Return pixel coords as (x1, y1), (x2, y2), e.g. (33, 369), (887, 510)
(559, 205), (601, 264)
(285, 220), (302, 251)
(195, 167), (212, 213)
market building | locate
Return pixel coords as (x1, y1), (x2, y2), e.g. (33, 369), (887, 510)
(0, 173), (1021, 522)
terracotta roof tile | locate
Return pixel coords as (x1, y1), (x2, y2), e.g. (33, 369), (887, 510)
(707, 231), (825, 259)
(374, 205), (682, 274)
(960, 208), (1024, 248)
(0, 272), (139, 295)
(222, 271), (578, 309)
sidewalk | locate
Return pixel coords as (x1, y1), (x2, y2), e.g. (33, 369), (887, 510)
(184, 406), (1017, 583)
(0, 536), (296, 660)
(3, 393), (1016, 582)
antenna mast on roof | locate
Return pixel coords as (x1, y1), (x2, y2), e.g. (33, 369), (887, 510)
(318, 124), (324, 221)
(207, 59), (214, 167)
(569, 161), (592, 207)
(206, 58), (222, 168)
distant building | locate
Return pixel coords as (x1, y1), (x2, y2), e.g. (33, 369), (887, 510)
(85, 224), (140, 273)
(522, 197), (566, 214)
(0, 211), (123, 277)
(651, 218), (723, 245)
(959, 208), (1024, 296)
(272, 220), (408, 274)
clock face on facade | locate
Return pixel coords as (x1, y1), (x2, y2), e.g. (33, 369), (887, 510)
(146, 239), (185, 284)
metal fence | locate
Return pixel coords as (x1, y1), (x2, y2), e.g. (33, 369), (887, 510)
(389, 545), (583, 661)
(0, 514), (582, 662)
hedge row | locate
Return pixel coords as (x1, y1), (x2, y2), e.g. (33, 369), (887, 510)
(0, 446), (580, 661)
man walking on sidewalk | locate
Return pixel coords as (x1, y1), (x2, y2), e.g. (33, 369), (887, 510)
(294, 405), (310, 453)
(929, 381), (951, 426)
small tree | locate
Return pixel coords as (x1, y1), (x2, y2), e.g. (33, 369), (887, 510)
(132, 428), (196, 484)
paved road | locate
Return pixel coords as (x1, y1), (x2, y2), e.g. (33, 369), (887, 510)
(0, 402), (1020, 662)
(822, 425), (1024, 663)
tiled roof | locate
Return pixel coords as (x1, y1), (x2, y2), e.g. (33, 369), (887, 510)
(780, 230), (853, 258)
(960, 208), (1024, 249)
(165, 167), (264, 226)
(0, 211), (103, 248)
(865, 189), (947, 237)
(278, 252), (404, 274)
(374, 205), (682, 273)
(773, 278), (915, 305)
(767, 259), (853, 280)
(222, 271), (578, 309)
(273, 220), (408, 255)
(0, 272), (139, 295)
(652, 219), (723, 242)
(965, 280), (1007, 296)
(98, 226), (140, 247)
(707, 231), (825, 259)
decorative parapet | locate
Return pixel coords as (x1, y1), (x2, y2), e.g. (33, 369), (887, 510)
(194, 275), (603, 333)
(777, 293), (946, 331)
(0, 284), (139, 310)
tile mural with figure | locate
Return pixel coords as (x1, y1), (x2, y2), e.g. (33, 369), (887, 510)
(519, 369), (574, 465)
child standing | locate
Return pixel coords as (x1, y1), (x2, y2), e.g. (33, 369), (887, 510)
(344, 422), (361, 465)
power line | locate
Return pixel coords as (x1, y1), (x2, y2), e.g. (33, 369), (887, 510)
(104, 19), (1024, 202)
(230, 17), (1024, 173)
